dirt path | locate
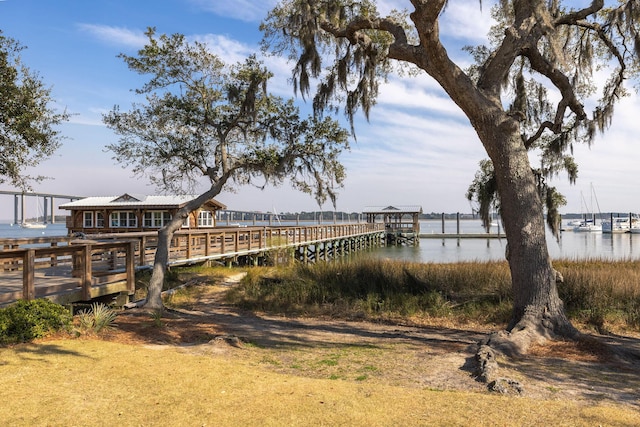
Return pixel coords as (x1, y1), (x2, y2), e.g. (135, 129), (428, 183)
(108, 273), (640, 408)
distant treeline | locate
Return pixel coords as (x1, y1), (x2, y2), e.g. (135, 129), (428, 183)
(274, 212), (620, 221)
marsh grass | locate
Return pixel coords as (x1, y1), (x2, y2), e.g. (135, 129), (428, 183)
(556, 258), (640, 332)
(226, 259), (513, 326)
(227, 258), (640, 332)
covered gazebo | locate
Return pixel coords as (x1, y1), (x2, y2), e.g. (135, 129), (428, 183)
(362, 205), (423, 245)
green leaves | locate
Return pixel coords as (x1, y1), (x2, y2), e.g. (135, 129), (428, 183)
(104, 30), (350, 207)
(0, 31), (69, 189)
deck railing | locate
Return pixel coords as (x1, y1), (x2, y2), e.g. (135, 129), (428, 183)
(0, 223), (385, 304)
(85, 223), (384, 266)
(0, 240), (136, 304)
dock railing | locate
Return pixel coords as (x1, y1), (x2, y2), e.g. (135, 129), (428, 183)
(86, 223), (384, 266)
(0, 223), (385, 305)
(0, 239), (136, 305)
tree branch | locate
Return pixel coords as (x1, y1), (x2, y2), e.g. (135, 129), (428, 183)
(553, 0), (604, 26)
(524, 47), (587, 122)
(524, 121), (555, 149)
(319, 15), (417, 63)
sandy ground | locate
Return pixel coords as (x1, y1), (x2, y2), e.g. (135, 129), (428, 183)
(104, 273), (640, 409)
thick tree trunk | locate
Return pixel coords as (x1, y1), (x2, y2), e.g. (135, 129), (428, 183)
(480, 119), (578, 354)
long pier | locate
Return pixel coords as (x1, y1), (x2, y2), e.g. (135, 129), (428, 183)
(0, 223), (385, 306)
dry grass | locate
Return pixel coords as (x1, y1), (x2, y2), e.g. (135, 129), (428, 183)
(3, 261), (640, 426)
(1, 338), (639, 426)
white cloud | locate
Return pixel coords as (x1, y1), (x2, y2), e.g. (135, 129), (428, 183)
(192, 34), (255, 65)
(439, 1), (495, 44)
(76, 24), (148, 48)
(189, 0), (278, 22)
(377, 77), (465, 118)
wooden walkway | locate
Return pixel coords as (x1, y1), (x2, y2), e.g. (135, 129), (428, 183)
(0, 223), (385, 306)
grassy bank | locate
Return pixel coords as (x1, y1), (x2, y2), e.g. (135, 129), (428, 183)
(226, 258), (640, 333)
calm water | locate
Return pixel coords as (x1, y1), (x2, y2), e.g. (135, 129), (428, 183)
(371, 220), (640, 263)
(0, 223), (68, 239)
(1, 220), (638, 263)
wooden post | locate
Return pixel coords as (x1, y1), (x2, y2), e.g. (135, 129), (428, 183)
(456, 212), (460, 235)
(81, 244), (92, 301)
(126, 241), (136, 294)
(186, 232), (192, 260)
(139, 236), (147, 267)
(610, 212), (613, 231)
(23, 249), (35, 300)
(441, 213), (445, 234)
(50, 242), (58, 267)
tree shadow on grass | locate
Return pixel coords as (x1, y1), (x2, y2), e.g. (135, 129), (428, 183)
(110, 291), (640, 409)
(1, 342), (93, 365)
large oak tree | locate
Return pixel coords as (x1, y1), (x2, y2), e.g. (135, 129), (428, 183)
(261, 0), (640, 352)
(104, 29), (350, 309)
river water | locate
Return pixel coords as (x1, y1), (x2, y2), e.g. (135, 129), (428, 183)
(1, 220), (637, 263)
(372, 220), (640, 263)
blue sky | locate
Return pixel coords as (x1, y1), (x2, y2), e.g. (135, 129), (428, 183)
(1, 0), (639, 220)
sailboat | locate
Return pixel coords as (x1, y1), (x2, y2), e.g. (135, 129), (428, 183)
(21, 196), (47, 229)
(573, 184), (602, 232)
(21, 221), (46, 229)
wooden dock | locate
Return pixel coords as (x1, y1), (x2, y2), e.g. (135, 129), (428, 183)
(0, 223), (385, 306)
(420, 233), (504, 239)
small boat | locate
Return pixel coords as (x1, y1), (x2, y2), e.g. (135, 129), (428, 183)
(573, 219), (602, 232)
(574, 185), (603, 232)
(21, 222), (47, 229)
(602, 217), (633, 233)
(629, 218), (640, 234)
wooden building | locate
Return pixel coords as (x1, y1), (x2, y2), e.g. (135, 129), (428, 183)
(363, 205), (423, 245)
(60, 194), (226, 234)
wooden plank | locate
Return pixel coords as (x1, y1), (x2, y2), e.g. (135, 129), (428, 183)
(0, 290), (23, 304)
(93, 272), (127, 285)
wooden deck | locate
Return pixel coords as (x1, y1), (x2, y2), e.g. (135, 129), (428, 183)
(0, 223), (385, 306)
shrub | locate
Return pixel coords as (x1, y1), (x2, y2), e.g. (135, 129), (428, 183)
(0, 299), (72, 345)
(77, 303), (117, 333)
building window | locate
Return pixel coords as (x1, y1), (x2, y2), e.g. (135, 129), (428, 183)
(110, 211), (137, 228)
(96, 212), (105, 228)
(83, 212), (93, 228)
(197, 210), (214, 227)
(143, 211), (172, 228)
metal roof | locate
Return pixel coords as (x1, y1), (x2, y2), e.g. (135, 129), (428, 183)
(59, 194), (226, 210)
(362, 205), (423, 214)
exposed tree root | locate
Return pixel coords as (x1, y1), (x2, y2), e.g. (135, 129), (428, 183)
(475, 312), (581, 395)
(475, 333), (525, 395)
